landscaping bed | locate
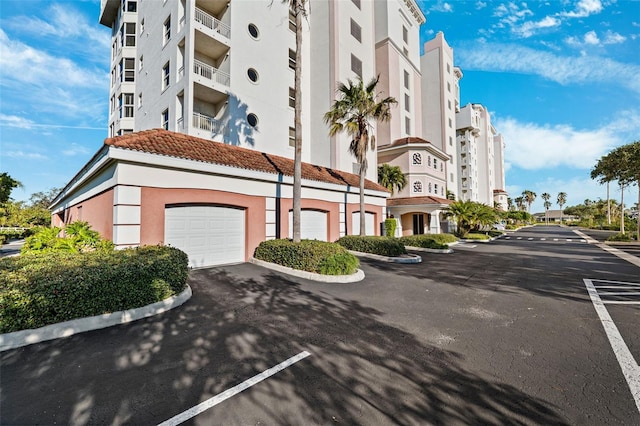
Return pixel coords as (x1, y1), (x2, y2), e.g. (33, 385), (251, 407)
(336, 235), (407, 257)
(0, 246), (188, 334)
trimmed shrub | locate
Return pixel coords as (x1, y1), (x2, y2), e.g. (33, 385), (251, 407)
(463, 232), (491, 240)
(22, 222), (114, 254)
(336, 235), (407, 257)
(422, 233), (458, 245)
(384, 219), (397, 237)
(254, 239), (359, 275)
(0, 235), (5, 245)
(0, 246), (188, 333)
(606, 233), (637, 242)
(0, 228), (34, 241)
(487, 230), (504, 238)
(399, 235), (448, 250)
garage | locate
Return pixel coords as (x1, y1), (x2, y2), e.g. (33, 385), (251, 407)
(165, 205), (245, 267)
(289, 209), (328, 241)
(351, 211), (376, 236)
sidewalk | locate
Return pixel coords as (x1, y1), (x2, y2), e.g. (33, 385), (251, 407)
(0, 239), (25, 258)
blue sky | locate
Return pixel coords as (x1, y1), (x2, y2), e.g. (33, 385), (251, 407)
(1, 0), (639, 213)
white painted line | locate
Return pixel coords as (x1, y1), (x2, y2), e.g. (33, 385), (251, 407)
(566, 239), (573, 242)
(157, 351), (311, 426)
(541, 238), (546, 241)
(581, 239), (587, 243)
(528, 238), (534, 241)
(595, 286), (640, 290)
(583, 279), (640, 414)
(595, 244), (640, 268)
(603, 301), (640, 305)
(517, 237), (522, 240)
(553, 238), (559, 241)
(598, 292), (640, 296)
(505, 237), (511, 240)
(593, 279), (640, 285)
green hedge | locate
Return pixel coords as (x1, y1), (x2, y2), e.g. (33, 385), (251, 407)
(606, 232), (638, 242)
(0, 228), (33, 242)
(0, 246), (188, 334)
(254, 239), (359, 275)
(398, 235), (449, 249)
(463, 232), (492, 240)
(336, 235), (407, 257)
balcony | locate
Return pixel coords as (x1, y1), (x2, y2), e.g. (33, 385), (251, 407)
(194, 59), (230, 87)
(195, 7), (230, 38)
(192, 112), (227, 136)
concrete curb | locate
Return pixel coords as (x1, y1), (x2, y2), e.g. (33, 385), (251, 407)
(249, 257), (365, 283)
(573, 229), (640, 268)
(0, 285), (193, 352)
(405, 246), (453, 254)
(347, 250), (422, 263)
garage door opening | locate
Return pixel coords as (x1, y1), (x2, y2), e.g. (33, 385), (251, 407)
(351, 211), (376, 236)
(289, 209), (328, 241)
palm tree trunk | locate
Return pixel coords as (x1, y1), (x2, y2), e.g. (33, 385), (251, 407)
(291, 0), (303, 243)
(359, 165), (366, 236)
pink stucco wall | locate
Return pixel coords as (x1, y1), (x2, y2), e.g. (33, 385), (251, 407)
(51, 189), (114, 241)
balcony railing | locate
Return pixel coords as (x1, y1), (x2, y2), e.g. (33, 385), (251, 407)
(195, 7), (230, 38)
(192, 112), (226, 135)
(193, 59), (230, 86)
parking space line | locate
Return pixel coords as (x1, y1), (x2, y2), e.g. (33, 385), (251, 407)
(583, 279), (640, 414)
(602, 301), (640, 305)
(157, 351), (312, 426)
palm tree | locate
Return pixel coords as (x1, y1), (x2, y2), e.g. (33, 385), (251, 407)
(378, 163), (407, 195)
(557, 192), (567, 224)
(324, 76), (397, 235)
(285, 0), (307, 242)
(541, 192), (551, 224)
(506, 197), (514, 211)
(514, 196), (525, 212)
(446, 200), (497, 238)
(522, 190), (536, 213)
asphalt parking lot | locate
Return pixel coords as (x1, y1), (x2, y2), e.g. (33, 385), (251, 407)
(2, 226), (639, 425)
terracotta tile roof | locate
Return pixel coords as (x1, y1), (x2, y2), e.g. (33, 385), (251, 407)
(387, 196), (453, 206)
(493, 189), (508, 193)
(379, 136), (433, 148)
(105, 129), (388, 192)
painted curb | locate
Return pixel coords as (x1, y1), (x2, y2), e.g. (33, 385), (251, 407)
(249, 257), (365, 283)
(405, 246), (453, 254)
(347, 250), (422, 263)
(0, 285), (193, 352)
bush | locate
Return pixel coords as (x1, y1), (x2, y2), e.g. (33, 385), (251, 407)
(463, 232), (491, 240)
(0, 246), (188, 333)
(384, 219), (397, 237)
(0, 235), (5, 245)
(487, 230), (504, 238)
(0, 228), (33, 242)
(336, 235), (407, 257)
(398, 235), (448, 249)
(254, 239), (359, 275)
(606, 232), (638, 242)
(22, 222), (114, 254)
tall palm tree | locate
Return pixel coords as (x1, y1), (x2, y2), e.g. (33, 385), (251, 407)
(285, 0), (307, 242)
(378, 163), (407, 195)
(557, 192), (567, 224)
(541, 192), (551, 224)
(324, 76), (397, 235)
(446, 200), (497, 238)
(514, 196), (525, 212)
(506, 197), (514, 211)
(522, 190), (536, 213)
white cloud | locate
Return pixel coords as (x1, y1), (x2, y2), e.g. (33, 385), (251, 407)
(602, 30), (626, 44)
(476, 1), (487, 9)
(526, 177), (611, 213)
(62, 143), (91, 157)
(4, 150), (47, 160)
(431, 1), (453, 13)
(514, 16), (561, 37)
(559, 0), (603, 18)
(0, 114), (35, 129)
(456, 42), (640, 94)
(584, 30), (601, 44)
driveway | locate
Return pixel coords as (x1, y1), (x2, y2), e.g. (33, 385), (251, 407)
(1, 226), (639, 425)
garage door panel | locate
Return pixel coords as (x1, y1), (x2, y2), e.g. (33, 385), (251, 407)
(165, 206), (245, 268)
(289, 210), (328, 241)
(351, 212), (375, 236)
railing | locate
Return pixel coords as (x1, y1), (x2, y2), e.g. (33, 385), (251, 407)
(193, 59), (230, 86)
(195, 7), (230, 38)
(177, 116), (184, 130)
(192, 112), (227, 135)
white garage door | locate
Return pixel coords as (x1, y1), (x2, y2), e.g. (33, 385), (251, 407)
(165, 205), (245, 268)
(289, 210), (327, 241)
(351, 211), (376, 236)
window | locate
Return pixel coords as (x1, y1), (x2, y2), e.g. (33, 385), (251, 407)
(448, 99), (451, 110)
(163, 16), (171, 45)
(289, 49), (296, 70)
(405, 117), (410, 134)
(435, 184), (439, 194)
(450, 173), (454, 182)
(124, 23), (136, 46)
(126, 1), (137, 12)
(412, 153), (422, 165)
(289, 127), (295, 147)
(449, 136), (453, 146)
(447, 63), (451, 74)
(433, 158), (438, 169)
(441, 163), (444, 172)
(289, 9), (296, 32)
(247, 113), (258, 128)
(428, 156), (431, 166)
(119, 93), (134, 118)
(111, 67), (117, 86)
(119, 58), (135, 82)
(289, 87), (295, 108)
(413, 181), (423, 193)
(352, 0), (361, 9)
(448, 118), (452, 128)
(404, 94), (410, 112)
(350, 19), (361, 42)
(162, 109), (169, 129)
(248, 23), (259, 39)
(162, 62), (170, 89)
(404, 70), (410, 89)
(351, 54), (362, 78)
(402, 26), (408, 44)
(428, 182), (432, 193)
(247, 68), (259, 83)
(447, 82), (451, 92)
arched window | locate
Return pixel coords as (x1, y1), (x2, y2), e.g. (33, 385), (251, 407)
(412, 153), (422, 165)
(413, 181), (423, 193)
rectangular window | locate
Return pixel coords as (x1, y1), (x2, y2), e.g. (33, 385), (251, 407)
(449, 136), (453, 146)
(127, 1), (137, 12)
(289, 9), (296, 32)
(289, 127), (295, 147)
(405, 117), (410, 134)
(447, 82), (451, 92)
(119, 93), (134, 118)
(163, 16), (171, 45)
(289, 87), (295, 108)
(288, 49), (296, 70)
(447, 63), (451, 74)
(403, 70), (410, 89)
(402, 26), (408, 44)
(351, 54), (362, 78)
(448, 99), (451, 110)
(162, 109), (169, 130)
(125, 22), (136, 46)
(350, 19), (361, 42)
(163, 64), (173, 88)
(434, 158), (438, 169)
(351, 0), (361, 9)
(119, 58), (135, 82)
(448, 118), (452, 128)
(404, 94), (410, 112)
(450, 172), (454, 182)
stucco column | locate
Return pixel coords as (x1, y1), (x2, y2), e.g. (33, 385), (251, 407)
(429, 210), (441, 234)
